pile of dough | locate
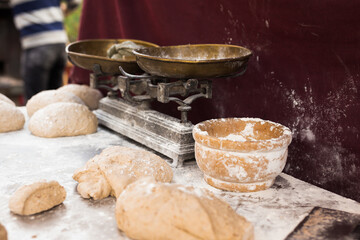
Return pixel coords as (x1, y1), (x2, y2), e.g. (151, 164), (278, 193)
(73, 146), (173, 200)
(107, 40), (145, 60)
(116, 178), (254, 240)
(9, 180), (66, 216)
(0, 101), (25, 133)
(26, 89), (85, 117)
(0, 223), (7, 240)
(28, 102), (98, 138)
(58, 84), (103, 110)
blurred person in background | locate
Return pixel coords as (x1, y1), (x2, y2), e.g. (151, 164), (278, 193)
(10, 0), (81, 101)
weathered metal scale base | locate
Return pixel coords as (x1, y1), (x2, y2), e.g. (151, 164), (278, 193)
(95, 97), (195, 167)
(90, 65), (212, 167)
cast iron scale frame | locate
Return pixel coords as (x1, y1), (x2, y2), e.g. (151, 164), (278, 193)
(91, 64), (213, 167)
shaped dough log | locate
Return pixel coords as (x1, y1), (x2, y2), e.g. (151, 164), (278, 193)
(26, 89), (85, 117)
(73, 146), (173, 200)
(116, 178), (254, 240)
(58, 84), (103, 110)
(9, 181), (66, 216)
(28, 102), (98, 138)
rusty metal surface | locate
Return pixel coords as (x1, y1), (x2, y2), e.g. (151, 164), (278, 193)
(133, 44), (252, 79)
(0, 108), (360, 240)
(66, 39), (159, 75)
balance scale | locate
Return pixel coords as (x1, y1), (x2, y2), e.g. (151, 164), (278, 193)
(66, 40), (252, 167)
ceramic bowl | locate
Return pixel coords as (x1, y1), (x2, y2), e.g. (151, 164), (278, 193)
(193, 118), (292, 192)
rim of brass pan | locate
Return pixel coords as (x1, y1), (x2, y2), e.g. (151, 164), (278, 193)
(133, 44), (252, 79)
(66, 39), (159, 75)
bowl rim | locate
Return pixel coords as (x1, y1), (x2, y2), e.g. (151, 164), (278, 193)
(192, 117), (292, 152)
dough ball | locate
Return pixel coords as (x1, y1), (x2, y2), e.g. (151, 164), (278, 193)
(116, 178), (254, 240)
(0, 101), (25, 133)
(0, 223), (7, 240)
(9, 180), (66, 216)
(58, 84), (103, 110)
(0, 93), (15, 106)
(73, 146), (173, 200)
(26, 89), (85, 117)
(28, 102), (98, 138)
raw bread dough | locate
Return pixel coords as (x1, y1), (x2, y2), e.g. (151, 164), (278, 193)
(0, 223), (7, 240)
(26, 89), (85, 117)
(28, 102), (98, 138)
(0, 93), (15, 106)
(0, 101), (25, 133)
(9, 180), (66, 216)
(107, 40), (145, 60)
(58, 84), (103, 110)
(116, 178), (254, 240)
(73, 146), (173, 200)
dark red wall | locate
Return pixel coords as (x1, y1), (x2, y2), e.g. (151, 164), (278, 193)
(71, 0), (360, 202)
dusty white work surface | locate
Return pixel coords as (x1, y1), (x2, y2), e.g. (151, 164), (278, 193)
(0, 109), (359, 240)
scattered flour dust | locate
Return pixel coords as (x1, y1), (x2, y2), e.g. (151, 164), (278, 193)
(224, 163), (248, 179)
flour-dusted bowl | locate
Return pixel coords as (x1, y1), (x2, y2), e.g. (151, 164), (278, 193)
(193, 118), (292, 192)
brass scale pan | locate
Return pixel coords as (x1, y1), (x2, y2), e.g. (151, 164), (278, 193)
(66, 39), (252, 79)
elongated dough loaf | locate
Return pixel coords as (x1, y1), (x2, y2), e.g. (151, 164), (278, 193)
(9, 180), (66, 216)
(28, 102), (98, 138)
(73, 146), (173, 200)
(116, 178), (254, 240)
(26, 89), (85, 117)
(58, 84), (103, 110)
(0, 101), (25, 133)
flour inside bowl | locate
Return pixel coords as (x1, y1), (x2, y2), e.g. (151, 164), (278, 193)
(219, 122), (257, 141)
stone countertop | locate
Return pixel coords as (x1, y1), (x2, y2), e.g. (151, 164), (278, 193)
(0, 108), (359, 240)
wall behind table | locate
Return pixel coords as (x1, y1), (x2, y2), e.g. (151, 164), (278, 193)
(70, 0), (360, 202)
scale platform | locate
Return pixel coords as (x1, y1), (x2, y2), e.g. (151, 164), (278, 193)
(95, 97), (195, 167)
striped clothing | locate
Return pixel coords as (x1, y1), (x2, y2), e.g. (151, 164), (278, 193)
(10, 0), (71, 49)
